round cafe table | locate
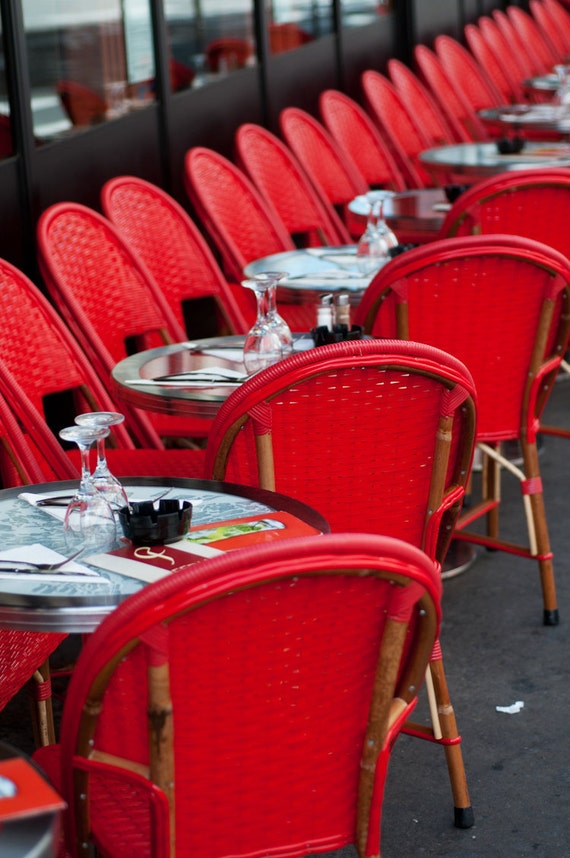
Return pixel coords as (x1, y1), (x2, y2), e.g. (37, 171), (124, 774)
(478, 104), (570, 137)
(419, 140), (570, 183)
(0, 477), (329, 633)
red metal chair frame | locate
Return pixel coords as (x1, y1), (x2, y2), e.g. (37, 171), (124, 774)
(101, 175), (249, 338)
(205, 338), (477, 829)
(354, 234), (570, 626)
(34, 533), (442, 858)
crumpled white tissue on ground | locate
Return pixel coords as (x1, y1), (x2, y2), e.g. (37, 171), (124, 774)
(496, 701), (525, 714)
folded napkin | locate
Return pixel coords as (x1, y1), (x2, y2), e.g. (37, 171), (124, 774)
(125, 365), (246, 388)
(0, 543), (103, 582)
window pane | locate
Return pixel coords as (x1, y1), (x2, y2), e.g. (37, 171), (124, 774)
(22, 0), (156, 141)
(0, 22), (12, 158)
(165, 0), (255, 88)
(267, 0), (332, 54)
(341, 0), (391, 30)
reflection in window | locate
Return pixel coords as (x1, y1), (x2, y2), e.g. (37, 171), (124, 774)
(267, 0), (331, 54)
(0, 22), (13, 158)
(165, 0), (255, 88)
(22, 0), (157, 142)
(341, 0), (391, 30)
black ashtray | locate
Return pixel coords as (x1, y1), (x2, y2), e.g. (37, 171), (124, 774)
(444, 184), (470, 204)
(388, 243), (419, 258)
(311, 324), (364, 346)
(496, 135), (526, 155)
(117, 499), (192, 546)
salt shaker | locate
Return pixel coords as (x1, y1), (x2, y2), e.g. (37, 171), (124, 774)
(335, 293), (351, 329)
(317, 293), (334, 331)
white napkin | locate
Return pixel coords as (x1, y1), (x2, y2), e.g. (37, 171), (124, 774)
(0, 543), (103, 582)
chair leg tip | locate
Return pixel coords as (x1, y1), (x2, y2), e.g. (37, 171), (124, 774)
(454, 806), (474, 829)
(543, 609), (559, 626)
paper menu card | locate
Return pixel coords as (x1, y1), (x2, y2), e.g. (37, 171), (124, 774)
(0, 757), (66, 822)
(86, 511), (323, 582)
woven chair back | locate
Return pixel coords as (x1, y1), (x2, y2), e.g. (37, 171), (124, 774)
(102, 175), (248, 338)
(50, 533), (441, 858)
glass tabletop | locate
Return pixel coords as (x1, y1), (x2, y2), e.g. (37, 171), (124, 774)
(0, 477), (329, 632)
(419, 141), (570, 177)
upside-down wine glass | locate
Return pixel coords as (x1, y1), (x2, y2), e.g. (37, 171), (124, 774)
(356, 191), (398, 275)
(58, 424), (117, 549)
(241, 276), (289, 374)
(74, 412), (129, 510)
(249, 271), (293, 354)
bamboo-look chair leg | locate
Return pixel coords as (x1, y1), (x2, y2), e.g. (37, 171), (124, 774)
(30, 659), (56, 747)
(521, 439), (558, 625)
(427, 644), (474, 829)
(481, 443), (501, 541)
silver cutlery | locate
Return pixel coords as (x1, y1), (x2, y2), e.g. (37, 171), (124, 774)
(0, 549), (84, 573)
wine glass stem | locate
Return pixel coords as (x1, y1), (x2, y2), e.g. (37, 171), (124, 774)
(96, 438), (108, 472)
(78, 443), (93, 490)
(255, 287), (270, 322)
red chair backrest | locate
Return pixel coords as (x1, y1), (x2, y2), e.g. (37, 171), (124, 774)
(434, 35), (504, 112)
(464, 23), (521, 105)
(530, 0), (569, 60)
(56, 80), (107, 126)
(439, 168), (570, 260)
(360, 71), (434, 188)
(542, 0), (570, 54)
(386, 59), (465, 145)
(414, 44), (488, 142)
(492, 9), (545, 78)
(184, 146), (294, 283)
(279, 107), (368, 211)
(206, 338), (476, 559)
(507, 5), (559, 74)
(55, 533), (441, 858)
(235, 123), (350, 246)
(318, 89), (407, 190)
(354, 235), (570, 442)
(101, 175), (249, 337)
(478, 15), (533, 88)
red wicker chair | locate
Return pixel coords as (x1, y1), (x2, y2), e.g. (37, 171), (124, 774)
(530, 0), (570, 61)
(101, 175), (250, 338)
(414, 44), (489, 142)
(477, 15), (532, 99)
(507, 5), (560, 73)
(183, 147), (316, 331)
(319, 89), (407, 190)
(279, 106), (369, 230)
(33, 533), (443, 858)
(205, 338), (477, 829)
(36, 202), (213, 445)
(492, 9), (547, 79)
(387, 60), (466, 144)
(0, 257), (206, 478)
(360, 71), (435, 188)
(205, 37), (253, 72)
(56, 80), (107, 126)
(354, 234), (570, 626)
(235, 122), (350, 247)
(464, 23), (523, 106)
(542, 0), (570, 54)
(434, 35), (504, 119)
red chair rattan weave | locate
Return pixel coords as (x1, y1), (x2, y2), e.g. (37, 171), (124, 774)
(354, 234), (570, 626)
(386, 60), (466, 145)
(434, 35), (504, 117)
(542, 0), (570, 54)
(507, 5), (560, 74)
(101, 176), (249, 338)
(530, 0), (570, 62)
(478, 15), (533, 98)
(234, 122), (350, 247)
(0, 257), (206, 478)
(464, 23), (523, 105)
(205, 338), (477, 829)
(36, 202), (213, 445)
(34, 533), (443, 858)
(183, 146), (316, 331)
(278, 106), (369, 231)
(360, 71), (435, 188)
(492, 9), (547, 79)
(318, 89), (407, 191)
(414, 44), (489, 142)
(0, 389), (68, 748)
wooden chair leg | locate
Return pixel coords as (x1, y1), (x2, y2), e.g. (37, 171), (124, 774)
(29, 659), (56, 747)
